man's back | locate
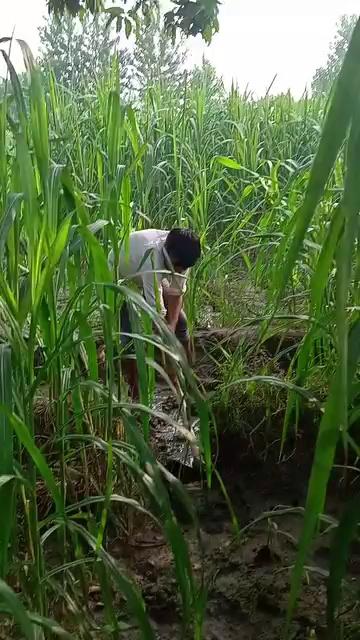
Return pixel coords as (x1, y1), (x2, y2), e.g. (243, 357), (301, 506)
(116, 229), (167, 280)
(108, 229), (169, 314)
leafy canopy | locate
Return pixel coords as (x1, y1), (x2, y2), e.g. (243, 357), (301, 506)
(38, 13), (130, 88)
(47, 0), (220, 43)
(130, 11), (187, 96)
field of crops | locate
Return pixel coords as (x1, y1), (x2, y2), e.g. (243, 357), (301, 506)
(0, 19), (360, 640)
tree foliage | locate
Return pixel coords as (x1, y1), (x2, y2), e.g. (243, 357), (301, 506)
(312, 14), (357, 96)
(130, 13), (186, 96)
(190, 57), (224, 99)
(38, 13), (131, 89)
(46, 0), (219, 42)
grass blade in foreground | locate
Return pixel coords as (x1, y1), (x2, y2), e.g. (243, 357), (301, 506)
(327, 494), (360, 632)
(0, 345), (14, 578)
(69, 521), (155, 640)
(274, 18), (360, 630)
(274, 18), (360, 303)
(287, 320), (360, 627)
(0, 580), (35, 640)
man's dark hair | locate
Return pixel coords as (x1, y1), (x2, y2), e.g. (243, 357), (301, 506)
(165, 228), (201, 269)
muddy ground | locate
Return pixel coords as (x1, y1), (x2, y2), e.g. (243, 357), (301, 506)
(104, 385), (360, 640)
(29, 328), (360, 639)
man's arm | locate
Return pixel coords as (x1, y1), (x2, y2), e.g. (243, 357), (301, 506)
(142, 271), (167, 318)
(162, 268), (188, 331)
(164, 291), (183, 332)
(163, 289), (194, 364)
(142, 272), (184, 337)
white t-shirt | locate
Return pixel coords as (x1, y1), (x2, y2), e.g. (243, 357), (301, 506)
(108, 229), (188, 317)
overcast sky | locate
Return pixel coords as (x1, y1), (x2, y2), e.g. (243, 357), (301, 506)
(1, 0), (360, 96)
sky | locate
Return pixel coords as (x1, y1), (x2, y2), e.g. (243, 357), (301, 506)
(1, 0), (360, 97)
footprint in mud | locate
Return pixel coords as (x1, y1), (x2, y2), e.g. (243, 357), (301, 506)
(252, 544), (281, 566)
(207, 584), (250, 627)
(313, 545), (330, 571)
(256, 592), (282, 617)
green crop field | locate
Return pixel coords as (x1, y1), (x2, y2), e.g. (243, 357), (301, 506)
(0, 7), (360, 639)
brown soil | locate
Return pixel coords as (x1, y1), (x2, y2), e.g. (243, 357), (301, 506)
(107, 389), (360, 640)
(29, 328), (360, 638)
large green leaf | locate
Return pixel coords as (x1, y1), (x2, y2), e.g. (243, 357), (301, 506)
(0, 193), (22, 261)
(327, 494), (360, 629)
(0, 579), (35, 640)
(34, 216), (72, 312)
(0, 407), (63, 517)
(18, 39), (50, 189)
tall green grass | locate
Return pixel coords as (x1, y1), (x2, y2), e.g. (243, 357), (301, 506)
(0, 39), (212, 638)
(0, 20), (360, 638)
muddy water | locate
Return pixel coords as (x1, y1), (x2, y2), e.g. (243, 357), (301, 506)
(118, 390), (360, 640)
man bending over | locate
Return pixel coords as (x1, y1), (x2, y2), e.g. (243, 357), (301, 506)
(109, 228), (201, 397)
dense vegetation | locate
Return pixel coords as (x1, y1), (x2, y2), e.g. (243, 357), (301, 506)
(0, 11), (360, 639)
(47, 0), (220, 43)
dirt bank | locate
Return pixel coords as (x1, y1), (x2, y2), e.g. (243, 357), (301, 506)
(109, 388), (359, 640)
